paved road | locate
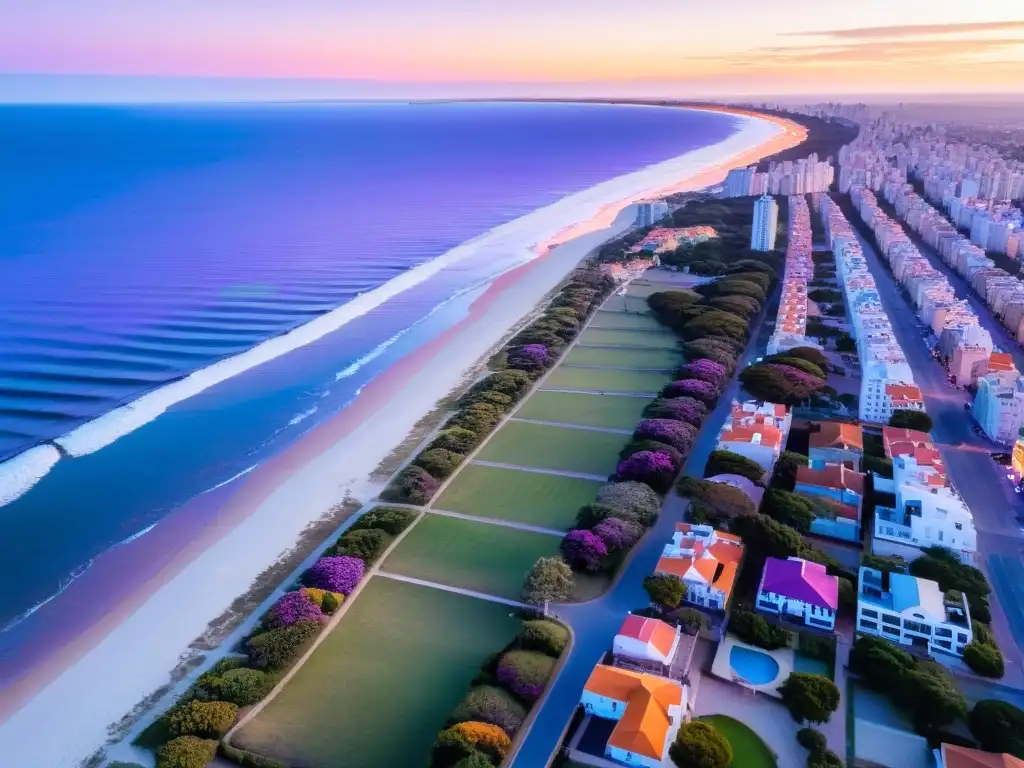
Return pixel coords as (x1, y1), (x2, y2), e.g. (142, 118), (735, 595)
(842, 199), (1024, 684)
(509, 299), (773, 768)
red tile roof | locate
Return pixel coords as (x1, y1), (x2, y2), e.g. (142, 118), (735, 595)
(617, 615), (677, 660)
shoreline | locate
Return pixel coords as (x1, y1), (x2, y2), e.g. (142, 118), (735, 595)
(0, 107), (805, 768)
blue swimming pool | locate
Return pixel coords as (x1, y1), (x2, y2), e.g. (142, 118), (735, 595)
(729, 645), (781, 685)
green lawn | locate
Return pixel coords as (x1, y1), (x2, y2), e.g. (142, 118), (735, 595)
(383, 514), (562, 598)
(600, 293), (651, 314)
(516, 390), (650, 430)
(697, 715), (777, 768)
(475, 420), (626, 475)
(433, 463), (600, 529)
(589, 310), (668, 331)
(579, 327), (679, 349)
(233, 577), (519, 768)
(542, 366), (670, 395)
(562, 346), (680, 370)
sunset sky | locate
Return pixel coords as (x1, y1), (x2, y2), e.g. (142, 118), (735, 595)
(1, 0), (1022, 101)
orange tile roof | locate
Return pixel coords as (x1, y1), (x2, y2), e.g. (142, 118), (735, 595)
(655, 556), (691, 578)
(989, 353), (1015, 373)
(617, 615), (677, 660)
(796, 463), (865, 495)
(942, 744), (1024, 768)
(720, 424), (783, 449)
(886, 384), (924, 404)
(583, 665), (683, 761)
(809, 421), (864, 452)
(882, 426), (933, 458)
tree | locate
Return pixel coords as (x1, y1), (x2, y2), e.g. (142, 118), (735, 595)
(682, 479), (756, 528)
(332, 528), (388, 565)
(303, 555), (364, 595)
(963, 641), (1005, 678)
(808, 751), (844, 768)
(414, 448), (465, 480)
(450, 721), (512, 762)
(496, 650), (556, 701)
(728, 609), (790, 650)
(969, 699), (1024, 758)
(669, 721), (733, 768)
(835, 336), (856, 352)
(682, 338), (740, 368)
(772, 451), (809, 491)
(643, 574), (686, 609)
(676, 359), (728, 386)
(615, 450), (678, 494)
(889, 410), (933, 433)
(766, 356), (826, 379)
(382, 465), (440, 504)
(778, 673), (840, 724)
(453, 686), (527, 736)
(517, 620), (569, 656)
(595, 482), (662, 526)
(592, 517), (643, 553)
(246, 619), (322, 670)
(635, 418), (698, 452)
(216, 667), (274, 706)
(522, 557), (574, 611)
(352, 506), (418, 535)
(428, 427), (480, 454)
(643, 396), (708, 427)
(896, 664), (967, 729)
(797, 727), (827, 753)
(784, 346), (830, 370)
(761, 489), (815, 533)
(560, 529), (609, 572)
(704, 449), (766, 485)
(575, 502), (623, 529)
(165, 700), (238, 738)
(682, 311), (750, 344)
(848, 635), (914, 692)
(156, 736), (218, 768)
(739, 364), (807, 404)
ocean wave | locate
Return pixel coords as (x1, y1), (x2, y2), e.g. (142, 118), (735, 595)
(1, 557), (94, 634)
(205, 463), (258, 492)
(288, 406), (318, 426)
(0, 110), (782, 506)
(0, 445), (62, 506)
(117, 522), (157, 546)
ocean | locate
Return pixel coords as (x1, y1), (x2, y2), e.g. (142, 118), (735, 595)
(0, 101), (744, 637)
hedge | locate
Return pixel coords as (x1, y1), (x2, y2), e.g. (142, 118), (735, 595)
(351, 506), (417, 535)
(156, 736), (218, 768)
(729, 610), (790, 650)
(517, 620), (569, 657)
(246, 619), (322, 671)
(452, 686), (528, 736)
(165, 700), (239, 739)
(496, 650), (556, 702)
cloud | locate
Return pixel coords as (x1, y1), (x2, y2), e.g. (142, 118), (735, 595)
(786, 20), (1024, 39)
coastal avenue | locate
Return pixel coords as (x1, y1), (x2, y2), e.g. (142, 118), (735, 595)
(843, 205), (1024, 683)
(509, 289), (778, 767)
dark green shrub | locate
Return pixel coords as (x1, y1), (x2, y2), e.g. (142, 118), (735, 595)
(352, 506), (417, 535)
(381, 465), (440, 504)
(165, 700), (238, 738)
(216, 668), (274, 707)
(676, 608), (705, 635)
(969, 699), (1024, 757)
(704, 449), (766, 485)
(453, 753), (493, 768)
(321, 591), (341, 614)
(574, 502), (621, 529)
(808, 750), (844, 768)
(669, 721), (732, 768)
(517, 620), (569, 657)
(156, 736), (218, 768)
(428, 427), (480, 454)
(333, 528), (388, 565)
(779, 673), (840, 724)
(246, 619), (321, 671)
(452, 686), (528, 736)
(889, 410), (933, 433)
(643, 574), (686, 609)
(728, 610), (789, 650)
(964, 641), (1005, 678)
(218, 743), (290, 768)
(415, 448), (465, 480)
(797, 727), (827, 753)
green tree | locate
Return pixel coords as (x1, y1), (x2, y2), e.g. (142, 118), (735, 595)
(643, 574), (686, 609)
(797, 727), (827, 753)
(156, 737), (218, 768)
(414, 447), (465, 479)
(216, 667), (273, 707)
(682, 311), (750, 344)
(889, 410), (933, 433)
(761, 489), (815, 533)
(969, 699), (1024, 758)
(848, 635), (914, 692)
(517, 620), (569, 656)
(521, 557), (574, 612)
(165, 700), (238, 739)
(771, 451), (809, 491)
(669, 721), (732, 768)
(963, 641), (1005, 678)
(704, 449), (766, 485)
(245, 619), (321, 671)
(778, 673), (840, 724)
(332, 528), (387, 564)
(808, 750), (844, 768)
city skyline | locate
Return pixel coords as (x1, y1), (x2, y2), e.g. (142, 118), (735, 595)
(2, 1), (1023, 101)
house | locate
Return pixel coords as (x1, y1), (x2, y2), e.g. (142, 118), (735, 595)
(716, 400), (792, 473)
(613, 615), (680, 670)
(795, 462), (866, 513)
(756, 556), (839, 630)
(856, 566), (972, 656)
(580, 665), (684, 768)
(656, 523), (744, 611)
(936, 744), (1024, 768)
(808, 421), (864, 470)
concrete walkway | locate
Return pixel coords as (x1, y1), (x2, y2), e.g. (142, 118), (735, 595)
(470, 460), (608, 482)
(427, 507), (564, 537)
(375, 571), (531, 609)
(508, 417), (633, 435)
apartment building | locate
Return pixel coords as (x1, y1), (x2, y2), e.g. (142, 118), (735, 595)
(974, 368), (1024, 445)
(716, 399), (792, 473)
(635, 199), (669, 227)
(723, 156), (834, 199)
(767, 196), (816, 354)
(751, 193), (779, 251)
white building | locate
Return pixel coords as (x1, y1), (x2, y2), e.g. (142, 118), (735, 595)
(716, 400), (792, 473)
(859, 362), (925, 424)
(751, 194), (779, 251)
(613, 614), (680, 668)
(755, 556), (839, 631)
(856, 566), (972, 657)
(974, 368), (1024, 445)
(635, 199), (669, 227)
(656, 523), (743, 611)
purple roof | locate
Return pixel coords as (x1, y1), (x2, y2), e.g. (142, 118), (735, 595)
(759, 557), (839, 610)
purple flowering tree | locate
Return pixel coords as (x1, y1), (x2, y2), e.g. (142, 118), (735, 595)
(266, 590), (324, 628)
(644, 396), (707, 428)
(304, 556), (365, 595)
(560, 529), (608, 572)
(592, 517), (642, 552)
(677, 358), (728, 386)
(615, 450), (678, 494)
(767, 364), (825, 399)
(507, 344), (552, 372)
(634, 418), (697, 453)
(496, 651), (555, 702)
(662, 378), (718, 406)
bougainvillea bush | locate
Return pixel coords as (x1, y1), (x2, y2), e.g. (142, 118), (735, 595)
(595, 481), (662, 527)
(634, 418), (697, 453)
(507, 343), (552, 373)
(643, 396), (707, 428)
(677, 358), (728, 386)
(620, 439), (684, 470)
(265, 589), (324, 628)
(560, 529), (608, 571)
(661, 378), (718, 406)
(592, 517), (643, 552)
(381, 465), (440, 504)
(303, 555), (364, 595)
(615, 450), (678, 494)
(496, 650), (556, 702)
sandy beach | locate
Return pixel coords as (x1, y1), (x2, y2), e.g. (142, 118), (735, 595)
(0, 105), (804, 768)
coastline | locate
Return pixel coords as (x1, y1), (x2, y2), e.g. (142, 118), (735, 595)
(0, 106), (805, 768)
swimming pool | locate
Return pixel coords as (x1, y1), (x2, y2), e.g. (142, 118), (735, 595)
(729, 645), (781, 685)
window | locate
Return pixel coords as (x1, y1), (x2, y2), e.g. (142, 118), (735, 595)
(934, 639), (951, 649)
(882, 614), (900, 626)
(861, 619), (878, 630)
(861, 608), (878, 619)
(612, 702), (617, 712)
(958, 633), (968, 643)
(934, 627), (952, 638)
(883, 625), (900, 635)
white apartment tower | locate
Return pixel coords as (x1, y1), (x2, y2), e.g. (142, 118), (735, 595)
(751, 194), (779, 251)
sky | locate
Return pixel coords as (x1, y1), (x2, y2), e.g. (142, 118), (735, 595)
(1, 0), (1023, 101)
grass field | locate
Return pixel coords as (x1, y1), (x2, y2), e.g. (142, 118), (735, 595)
(588, 310), (668, 331)
(600, 293), (651, 313)
(696, 715), (777, 768)
(562, 346), (680, 370)
(233, 578), (519, 768)
(475, 420), (626, 475)
(542, 366), (670, 395)
(516, 390), (649, 430)
(578, 327), (679, 349)
(433, 463), (600, 529)
(383, 514), (562, 598)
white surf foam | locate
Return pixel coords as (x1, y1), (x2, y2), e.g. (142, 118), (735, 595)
(0, 445), (62, 507)
(0, 110), (783, 507)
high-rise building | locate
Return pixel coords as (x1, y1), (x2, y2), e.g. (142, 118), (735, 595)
(751, 194), (779, 251)
(634, 199), (669, 227)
